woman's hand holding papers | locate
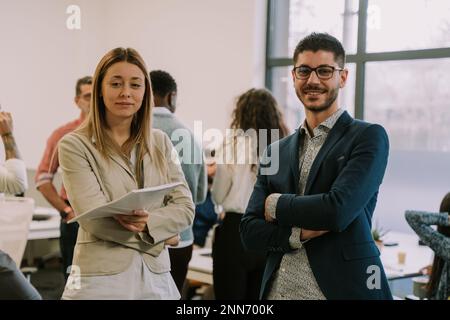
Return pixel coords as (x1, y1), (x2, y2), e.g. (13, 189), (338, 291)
(114, 209), (149, 232)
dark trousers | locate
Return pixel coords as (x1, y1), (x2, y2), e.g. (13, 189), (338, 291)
(212, 212), (266, 300)
(0, 250), (41, 300)
(59, 221), (79, 280)
(169, 245), (193, 296)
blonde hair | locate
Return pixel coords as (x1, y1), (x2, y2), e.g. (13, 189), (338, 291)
(77, 47), (157, 186)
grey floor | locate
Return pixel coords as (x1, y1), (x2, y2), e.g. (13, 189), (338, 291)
(28, 258), (65, 300)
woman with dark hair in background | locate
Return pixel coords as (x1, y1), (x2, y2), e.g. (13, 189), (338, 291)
(405, 193), (450, 300)
(211, 88), (289, 299)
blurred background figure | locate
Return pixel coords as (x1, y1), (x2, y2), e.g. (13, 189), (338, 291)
(150, 70), (207, 297)
(35, 76), (92, 281)
(211, 88), (289, 299)
(193, 150), (219, 249)
(0, 110), (41, 300)
(405, 193), (450, 300)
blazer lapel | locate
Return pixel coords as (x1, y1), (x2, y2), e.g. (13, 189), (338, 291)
(304, 111), (353, 195)
(108, 153), (137, 184)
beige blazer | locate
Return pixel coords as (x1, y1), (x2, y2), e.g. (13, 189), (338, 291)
(58, 129), (194, 276)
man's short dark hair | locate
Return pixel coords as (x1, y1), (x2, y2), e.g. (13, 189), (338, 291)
(293, 33), (346, 67)
(75, 76), (92, 96)
(150, 70), (177, 97)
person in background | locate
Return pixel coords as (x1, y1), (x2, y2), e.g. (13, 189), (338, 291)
(0, 111), (27, 195)
(0, 110), (41, 300)
(150, 70), (207, 296)
(405, 192), (450, 300)
(35, 76), (92, 280)
(193, 152), (219, 248)
(212, 88), (289, 299)
(59, 47), (194, 299)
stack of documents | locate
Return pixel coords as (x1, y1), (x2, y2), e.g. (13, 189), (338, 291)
(68, 182), (182, 223)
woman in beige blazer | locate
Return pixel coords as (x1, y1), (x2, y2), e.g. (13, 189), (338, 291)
(58, 48), (194, 299)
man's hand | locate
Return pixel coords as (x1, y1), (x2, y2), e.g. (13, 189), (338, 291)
(264, 197), (274, 222)
(420, 264), (432, 275)
(0, 111), (13, 136)
(300, 229), (329, 240)
(114, 209), (149, 232)
(61, 207), (76, 223)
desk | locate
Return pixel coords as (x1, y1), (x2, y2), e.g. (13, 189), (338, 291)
(26, 207), (60, 265)
(187, 248), (213, 285)
(28, 207), (60, 240)
(380, 231), (433, 280)
(186, 231), (434, 285)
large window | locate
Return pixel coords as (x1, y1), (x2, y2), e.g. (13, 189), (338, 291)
(267, 0), (450, 142)
(266, 0), (450, 233)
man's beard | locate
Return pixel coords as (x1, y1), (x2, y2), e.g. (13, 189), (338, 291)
(299, 85), (339, 113)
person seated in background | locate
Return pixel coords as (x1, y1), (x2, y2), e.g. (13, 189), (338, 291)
(0, 111), (27, 195)
(0, 110), (41, 300)
(405, 192), (450, 300)
(193, 152), (219, 248)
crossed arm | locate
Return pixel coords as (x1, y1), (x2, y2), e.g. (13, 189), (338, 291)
(241, 124), (389, 253)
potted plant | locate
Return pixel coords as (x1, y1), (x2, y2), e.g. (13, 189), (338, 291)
(372, 223), (388, 251)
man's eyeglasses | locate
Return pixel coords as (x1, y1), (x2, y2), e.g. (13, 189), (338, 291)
(292, 65), (344, 80)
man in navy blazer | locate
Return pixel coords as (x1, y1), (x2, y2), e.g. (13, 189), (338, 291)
(240, 33), (392, 300)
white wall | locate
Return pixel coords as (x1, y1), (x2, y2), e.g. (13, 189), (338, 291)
(375, 151), (450, 234)
(0, 0), (267, 168)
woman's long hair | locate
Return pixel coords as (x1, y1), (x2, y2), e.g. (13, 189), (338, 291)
(228, 88), (289, 169)
(77, 48), (154, 186)
(426, 192), (450, 298)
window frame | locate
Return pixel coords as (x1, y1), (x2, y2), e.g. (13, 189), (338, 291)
(265, 0), (450, 120)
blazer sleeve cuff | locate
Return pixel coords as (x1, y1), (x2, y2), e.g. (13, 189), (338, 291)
(276, 194), (296, 224)
(137, 229), (155, 245)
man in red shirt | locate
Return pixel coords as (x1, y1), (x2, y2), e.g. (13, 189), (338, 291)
(35, 76), (92, 280)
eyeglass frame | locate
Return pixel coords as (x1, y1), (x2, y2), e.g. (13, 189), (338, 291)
(292, 64), (345, 80)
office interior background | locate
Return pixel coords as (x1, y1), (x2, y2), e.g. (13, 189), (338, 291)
(0, 0), (449, 299)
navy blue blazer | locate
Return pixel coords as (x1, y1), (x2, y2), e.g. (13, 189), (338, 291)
(240, 111), (392, 300)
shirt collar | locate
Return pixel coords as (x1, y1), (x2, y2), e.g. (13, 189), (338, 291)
(152, 106), (172, 115)
(300, 108), (345, 138)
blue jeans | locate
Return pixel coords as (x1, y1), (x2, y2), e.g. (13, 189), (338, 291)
(0, 250), (41, 300)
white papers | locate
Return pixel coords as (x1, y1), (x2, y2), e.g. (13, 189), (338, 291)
(68, 182), (182, 223)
